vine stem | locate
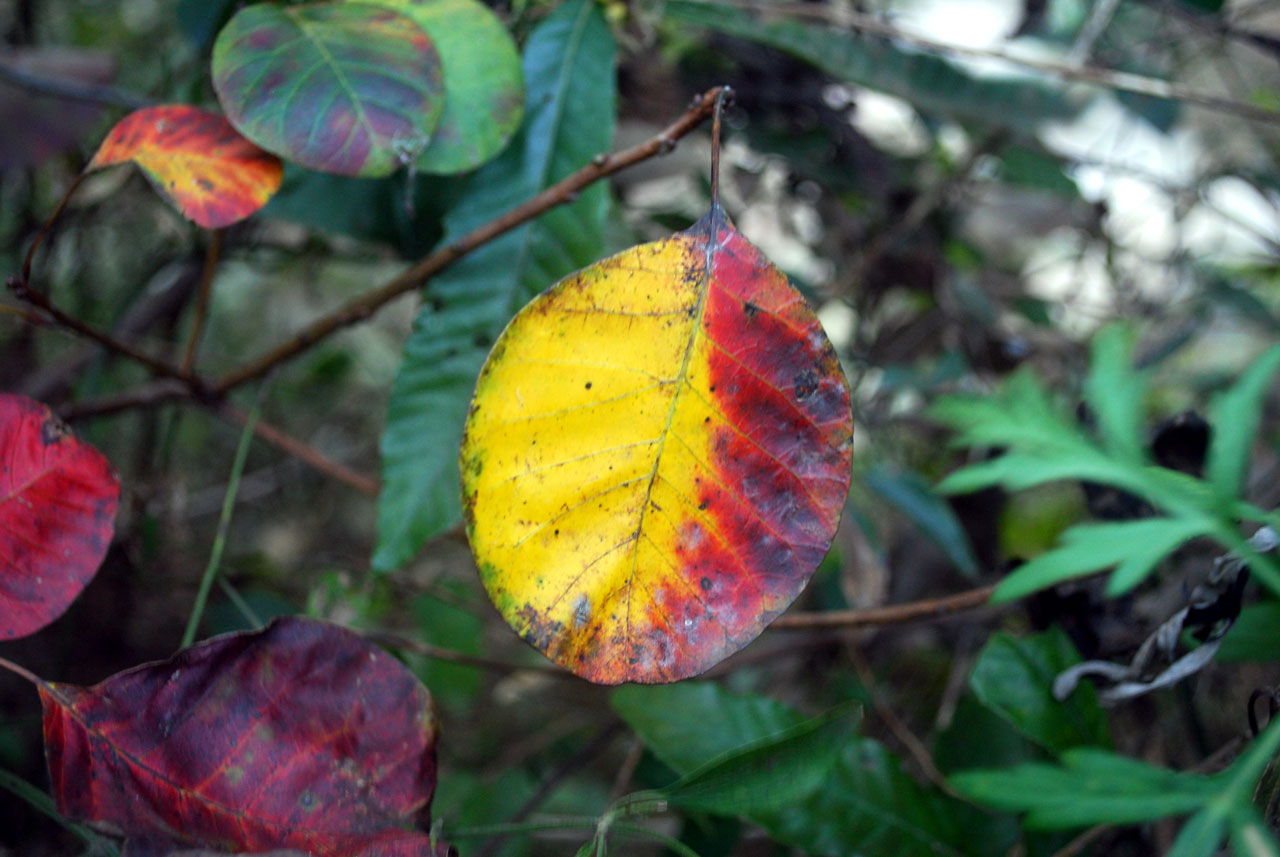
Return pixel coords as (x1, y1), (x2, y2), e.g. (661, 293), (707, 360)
(0, 654), (40, 685)
(769, 584), (998, 630)
(181, 392), (262, 648)
(213, 85), (730, 393)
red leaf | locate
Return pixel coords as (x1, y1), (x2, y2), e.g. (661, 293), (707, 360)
(89, 105), (283, 228)
(0, 393), (118, 641)
(41, 617), (440, 856)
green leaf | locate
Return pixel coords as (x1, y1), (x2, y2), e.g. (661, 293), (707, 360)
(663, 0), (1086, 134)
(1083, 325), (1145, 463)
(212, 2), (445, 177)
(864, 466), (980, 578)
(374, 0), (616, 571)
(649, 706), (857, 816)
(969, 628), (1109, 755)
(1207, 344), (1280, 498)
(612, 682), (998, 857)
(372, 0), (524, 174)
(1231, 812), (1280, 857)
(1168, 810), (1230, 857)
(950, 749), (1216, 828)
(1216, 602), (1280, 662)
(993, 517), (1211, 601)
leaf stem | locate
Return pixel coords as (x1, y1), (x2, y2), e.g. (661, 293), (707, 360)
(181, 393), (262, 648)
(21, 171), (84, 285)
(709, 86), (732, 205)
(0, 655), (40, 685)
(180, 228), (224, 375)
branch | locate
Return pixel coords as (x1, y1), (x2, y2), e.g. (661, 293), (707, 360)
(216, 401), (379, 497)
(685, 0), (1280, 125)
(768, 584), (998, 630)
(213, 86), (730, 393)
(7, 273), (212, 393)
(0, 59), (152, 109)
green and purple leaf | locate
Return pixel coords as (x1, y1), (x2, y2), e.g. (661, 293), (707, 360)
(212, 2), (445, 177)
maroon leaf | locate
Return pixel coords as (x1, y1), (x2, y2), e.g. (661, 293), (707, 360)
(41, 617), (441, 856)
(0, 393), (118, 641)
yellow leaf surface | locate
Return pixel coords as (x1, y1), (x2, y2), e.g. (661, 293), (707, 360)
(461, 205), (853, 683)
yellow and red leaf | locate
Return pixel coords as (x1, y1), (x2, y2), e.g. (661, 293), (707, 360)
(89, 105), (283, 228)
(460, 204), (853, 684)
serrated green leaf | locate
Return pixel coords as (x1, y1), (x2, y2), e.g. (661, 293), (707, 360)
(1169, 811), (1230, 857)
(1216, 602), (1280, 662)
(1084, 325), (1145, 463)
(662, 0), (1086, 134)
(969, 628), (1109, 754)
(992, 517), (1210, 601)
(864, 466), (980, 578)
(1207, 344), (1280, 498)
(950, 749), (1215, 828)
(650, 705), (857, 816)
(612, 682), (1000, 857)
(374, 0), (616, 571)
(1231, 813), (1280, 857)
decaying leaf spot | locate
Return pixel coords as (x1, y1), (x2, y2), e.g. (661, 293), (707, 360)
(460, 203), (853, 683)
(0, 393), (118, 641)
(89, 105), (282, 228)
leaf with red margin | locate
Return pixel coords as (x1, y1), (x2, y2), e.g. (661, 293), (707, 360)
(0, 393), (118, 641)
(460, 203), (854, 684)
(41, 617), (445, 856)
(211, 2), (445, 178)
(88, 105), (283, 229)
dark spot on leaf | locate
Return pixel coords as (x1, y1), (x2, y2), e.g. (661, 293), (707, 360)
(585, 381), (592, 389)
(743, 300), (760, 318)
(699, 577), (712, 591)
(793, 370), (818, 400)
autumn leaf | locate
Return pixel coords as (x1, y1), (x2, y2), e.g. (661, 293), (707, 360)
(460, 203), (853, 684)
(88, 105), (283, 228)
(41, 617), (443, 856)
(0, 393), (118, 641)
(212, 2), (445, 177)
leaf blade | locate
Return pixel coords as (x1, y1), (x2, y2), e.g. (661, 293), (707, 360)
(0, 394), (119, 641)
(212, 2), (445, 177)
(460, 205), (854, 683)
(41, 617), (438, 856)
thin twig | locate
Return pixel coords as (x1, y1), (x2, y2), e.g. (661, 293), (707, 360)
(365, 630), (569, 677)
(212, 86), (729, 394)
(0, 767), (120, 857)
(0, 60), (151, 109)
(678, 0), (1280, 125)
(217, 402), (379, 497)
(769, 584), (998, 630)
(21, 172), (84, 285)
(59, 379), (189, 420)
(709, 87), (731, 204)
(181, 229), (224, 374)
(8, 274), (209, 391)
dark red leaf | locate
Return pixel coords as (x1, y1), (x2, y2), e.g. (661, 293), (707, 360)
(41, 617), (440, 856)
(0, 393), (118, 641)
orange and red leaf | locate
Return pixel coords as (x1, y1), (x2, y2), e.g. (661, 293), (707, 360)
(89, 105), (283, 228)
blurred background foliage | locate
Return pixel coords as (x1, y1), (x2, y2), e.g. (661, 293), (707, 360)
(1, 0), (1279, 854)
